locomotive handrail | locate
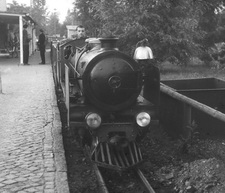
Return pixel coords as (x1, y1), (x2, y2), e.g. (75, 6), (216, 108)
(67, 61), (81, 77)
(160, 83), (225, 123)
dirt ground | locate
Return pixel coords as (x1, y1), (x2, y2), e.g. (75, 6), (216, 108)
(59, 65), (225, 193)
(140, 126), (225, 193)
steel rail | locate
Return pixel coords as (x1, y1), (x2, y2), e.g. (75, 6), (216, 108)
(84, 146), (109, 193)
(134, 169), (156, 193)
(86, 145), (154, 193)
(93, 164), (109, 193)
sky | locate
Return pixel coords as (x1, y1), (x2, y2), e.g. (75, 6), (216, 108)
(6, 0), (74, 23)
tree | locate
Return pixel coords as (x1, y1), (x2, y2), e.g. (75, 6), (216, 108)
(7, 0), (48, 34)
(46, 12), (61, 36)
(7, 0), (30, 14)
(30, 0), (47, 30)
(71, 0), (225, 65)
(72, 0), (101, 37)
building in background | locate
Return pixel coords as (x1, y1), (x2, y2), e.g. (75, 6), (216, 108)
(30, 0), (33, 7)
(0, 0), (36, 64)
(0, 0), (7, 12)
(66, 25), (77, 39)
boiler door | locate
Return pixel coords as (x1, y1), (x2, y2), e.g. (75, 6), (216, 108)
(84, 55), (141, 111)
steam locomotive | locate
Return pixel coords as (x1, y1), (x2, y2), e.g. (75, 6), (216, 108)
(51, 37), (160, 171)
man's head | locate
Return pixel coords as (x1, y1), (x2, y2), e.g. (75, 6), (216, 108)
(23, 24), (28, 29)
(40, 29), (44, 33)
(142, 38), (149, 46)
(76, 25), (85, 38)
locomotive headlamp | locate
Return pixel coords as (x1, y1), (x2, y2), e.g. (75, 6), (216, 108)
(86, 113), (102, 129)
(136, 112), (151, 127)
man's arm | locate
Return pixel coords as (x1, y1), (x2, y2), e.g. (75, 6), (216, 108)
(148, 47), (153, 59)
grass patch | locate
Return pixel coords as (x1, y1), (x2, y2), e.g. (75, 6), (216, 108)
(159, 61), (225, 81)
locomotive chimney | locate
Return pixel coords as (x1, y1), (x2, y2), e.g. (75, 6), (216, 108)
(99, 37), (119, 50)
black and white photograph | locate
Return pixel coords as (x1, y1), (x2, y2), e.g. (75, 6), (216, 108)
(1, 0), (225, 193)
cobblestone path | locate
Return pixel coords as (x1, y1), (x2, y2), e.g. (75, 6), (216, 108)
(0, 52), (69, 193)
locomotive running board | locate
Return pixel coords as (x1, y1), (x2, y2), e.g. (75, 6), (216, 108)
(91, 141), (143, 171)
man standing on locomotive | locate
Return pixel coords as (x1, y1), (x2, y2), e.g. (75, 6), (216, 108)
(68, 25), (87, 99)
(133, 38), (154, 73)
(133, 38), (160, 105)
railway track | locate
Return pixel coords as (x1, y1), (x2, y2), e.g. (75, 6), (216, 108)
(93, 163), (155, 193)
(84, 145), (155, 193)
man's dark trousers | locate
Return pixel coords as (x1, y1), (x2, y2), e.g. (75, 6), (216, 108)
(23, 45), (29, 64)
(39, 45), (45, 64)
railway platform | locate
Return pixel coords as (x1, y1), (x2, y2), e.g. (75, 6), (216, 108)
(0, 51), (69, 193)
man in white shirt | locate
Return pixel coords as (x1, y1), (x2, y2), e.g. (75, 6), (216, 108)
(133, 38), (159, 105)
(133, 38), (153, 60)
(133, 38), (154, 75)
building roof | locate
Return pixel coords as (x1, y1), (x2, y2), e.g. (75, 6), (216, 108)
(0, 12), (36, 24)
(66, 25), (77, 30)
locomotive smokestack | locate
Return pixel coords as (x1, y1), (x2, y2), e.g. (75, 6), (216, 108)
(99, 37), (119, 50)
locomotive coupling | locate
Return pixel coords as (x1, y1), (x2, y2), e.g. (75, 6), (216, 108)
(109, 135), (129, 148)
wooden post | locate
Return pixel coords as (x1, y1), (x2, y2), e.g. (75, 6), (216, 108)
(19, 15), (23, 65)
(183, 103), (192, 138)
(65, 64), (70, 128)
(0, 71), (2, 94)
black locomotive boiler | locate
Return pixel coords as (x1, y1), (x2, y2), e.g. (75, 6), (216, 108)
(52, 37), (160, 171)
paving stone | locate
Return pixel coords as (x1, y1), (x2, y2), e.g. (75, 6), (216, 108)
(44, 189), (55, 193)
(0, 178), (6, 182)
(0, 183), (6, 187)
(27, 166), (39, 171)
(5, 174), (17, 179)
(16, 177), (28, 182)
(11, 186), (24, 192)
(3, 179), (17, 185)
(25, 187), (39, 192)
